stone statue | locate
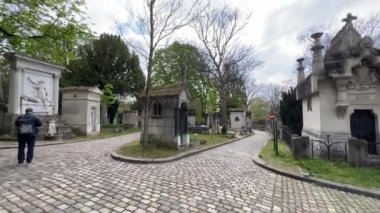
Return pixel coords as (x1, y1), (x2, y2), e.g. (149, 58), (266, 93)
(26, 77), (52, 107)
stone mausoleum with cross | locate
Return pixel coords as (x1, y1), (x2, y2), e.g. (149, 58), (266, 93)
(296, 13), (380, 155)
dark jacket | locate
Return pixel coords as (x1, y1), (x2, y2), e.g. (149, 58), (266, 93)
(15, 113), (43, 136)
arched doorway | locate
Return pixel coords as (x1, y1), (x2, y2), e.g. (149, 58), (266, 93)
(350, 110), (377, 154)
(179, 102), (188, 146)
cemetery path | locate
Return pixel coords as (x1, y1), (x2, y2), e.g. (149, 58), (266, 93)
(0, 131), (379, 212)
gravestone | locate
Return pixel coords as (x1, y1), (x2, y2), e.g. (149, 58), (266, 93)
(291, 136), (311, 159)
(348, 138), (369, 167)
(123, 110), (139, 128)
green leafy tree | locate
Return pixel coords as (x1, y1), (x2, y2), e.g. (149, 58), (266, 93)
(280, 88), (303, 135)
(63, 34), (145, 97)
(101, 84), (116, 124)
(251, 98), (269, 121)
(0, 0), (92, 64)
(152, 41), (209, 115)
(226, 79), (246, 109)
(101, 84), (116, 106)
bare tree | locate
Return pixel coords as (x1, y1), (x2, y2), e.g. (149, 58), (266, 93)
(263, 84), (284, 115)
(297, 12), (380, 71)
(193, 5), (261, 134)
(243, 79), (260, 113)
(117, 0), (205, 146)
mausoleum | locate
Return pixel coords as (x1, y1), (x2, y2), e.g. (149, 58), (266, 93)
(140, 85), (190, 149)
(296, 14), (380, 155)
(229, 108), (251, 131)
(61, 86), (102, 136)
(2, 53), (63, 135)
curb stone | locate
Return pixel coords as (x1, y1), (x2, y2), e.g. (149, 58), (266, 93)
(111, 134), (252, 164)
(0, 132), (141, 150)
(252, 155), (380, 200)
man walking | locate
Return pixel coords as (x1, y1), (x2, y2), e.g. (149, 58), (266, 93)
(15, 108), (42, 165)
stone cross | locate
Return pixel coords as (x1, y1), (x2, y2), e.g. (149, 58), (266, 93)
(342, 13), (357, 24)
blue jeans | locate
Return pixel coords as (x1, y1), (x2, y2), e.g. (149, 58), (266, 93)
(18, 134), (36, 164)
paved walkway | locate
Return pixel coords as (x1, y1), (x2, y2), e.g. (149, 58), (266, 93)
(0, 131), (379, 213)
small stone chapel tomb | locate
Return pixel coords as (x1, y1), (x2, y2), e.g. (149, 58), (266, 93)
(61, 86), (102, 136)
(140, 85), (190, 148)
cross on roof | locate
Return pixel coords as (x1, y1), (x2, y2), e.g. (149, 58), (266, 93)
(342, 13), (357, 24)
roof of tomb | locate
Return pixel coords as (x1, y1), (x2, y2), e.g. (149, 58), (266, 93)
(140, 84), (191, 98)
(4, 52), (65, 70)
(229, 108), (245, 112)
(325, 13), (362, 58)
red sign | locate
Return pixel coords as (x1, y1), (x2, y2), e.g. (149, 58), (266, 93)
(269, 112), (276, 120)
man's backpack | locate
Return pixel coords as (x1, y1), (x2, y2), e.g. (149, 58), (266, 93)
(18, 118), (34, 134)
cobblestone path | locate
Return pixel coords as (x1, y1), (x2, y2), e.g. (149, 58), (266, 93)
(0, 131), (379, 213)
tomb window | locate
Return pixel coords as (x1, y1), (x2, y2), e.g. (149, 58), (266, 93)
(153, 102), (162, 116)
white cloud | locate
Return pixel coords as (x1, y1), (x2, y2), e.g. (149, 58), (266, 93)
(84, 0), (379, 85)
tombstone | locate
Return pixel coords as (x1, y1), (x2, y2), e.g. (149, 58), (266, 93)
(187, 109), (196, 127)
(348, 138), (369, 167)
(2, 53), (63, 135)
(140, 85), (191, 149)
(61, 86), (102, 136)
(123, 110), (139, 128)
(291, 136), (311, 159)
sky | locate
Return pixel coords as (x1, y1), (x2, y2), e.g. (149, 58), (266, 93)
(84, 0), (380, 86)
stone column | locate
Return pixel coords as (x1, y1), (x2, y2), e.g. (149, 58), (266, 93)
(335, 78), (349, 118)
(53, 74), (60, 115)
(296, 58), (305, 83)
(311, 32), (325, 75)
(8, 67), (23, 114)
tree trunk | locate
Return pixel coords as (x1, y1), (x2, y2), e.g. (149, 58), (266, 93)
(219, 86), (228, 134)
(141, 0), (155, 147)
(100, 103), (108, 125)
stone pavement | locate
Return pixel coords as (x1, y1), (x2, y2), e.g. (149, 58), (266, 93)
(0, 132), (379, 213)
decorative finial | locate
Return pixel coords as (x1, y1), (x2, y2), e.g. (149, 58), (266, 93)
(296, 58), (305, 83)
(342, 13), (357, 24)
(296, 58), (305, 70)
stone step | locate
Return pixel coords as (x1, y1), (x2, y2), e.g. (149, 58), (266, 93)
(368, 155), (380, 167)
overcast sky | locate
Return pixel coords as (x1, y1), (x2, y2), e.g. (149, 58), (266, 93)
(84, 0), (380, 86)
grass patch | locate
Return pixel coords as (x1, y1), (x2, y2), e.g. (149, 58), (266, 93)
(119, 141), (179, 159)
(99, 127), (140, 137)
(297, 159), (380, 189)
(260, 140), (299, 174)
(260, 140), (380, 189)
(191, 133), (235, 147)
(118, 133), (235, 159)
